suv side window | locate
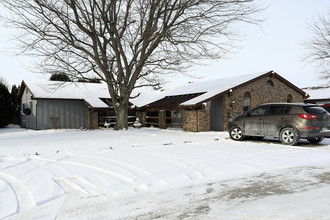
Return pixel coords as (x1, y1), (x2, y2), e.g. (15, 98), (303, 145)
(268, 106), (291, 115)
(249, 106), (268, 116)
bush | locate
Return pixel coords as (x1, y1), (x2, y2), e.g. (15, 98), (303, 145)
(0, 83), (12, 128)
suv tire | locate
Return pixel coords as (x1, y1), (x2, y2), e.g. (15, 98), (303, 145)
(307, 137), (324, 144)
(280, 127), (300, 145)
(229, 126), (244, 141)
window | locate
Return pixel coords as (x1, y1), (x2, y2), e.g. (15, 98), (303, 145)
(268, 106), (291, 115)
(30, 101), (33, 112)
(287, 94), (293, 103)
(249, 106), (267, 116)
(243, 92), (251, 112)
(303, 106), (328, 114)
(266, 80), (274, 88)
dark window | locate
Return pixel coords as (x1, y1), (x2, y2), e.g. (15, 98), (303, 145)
(266, 80), (274, 88)
(249, 106), (268, 116)
(243, 92), (251, 112)
(268, 106), (291, 115)
(287, 94), (293, 103)
(323, 106), (330, 113)
(303, 106), (328, 114)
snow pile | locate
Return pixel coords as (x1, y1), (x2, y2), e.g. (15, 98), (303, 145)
(1, 125), (330, 219)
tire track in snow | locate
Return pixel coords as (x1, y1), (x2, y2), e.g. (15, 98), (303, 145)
(33, 156), (160, 203)
(0, 173), (35, 218)
(146, 151), (207, 181)
(60, 160), (160, 203)
(72, 154), (152, 176)
(162, 159), (204, 181)
(55, 177), (112, 219)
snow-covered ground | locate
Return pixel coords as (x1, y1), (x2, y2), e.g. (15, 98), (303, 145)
(1, 125), (330, 219)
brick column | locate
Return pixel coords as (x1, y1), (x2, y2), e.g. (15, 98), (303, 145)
(197, 110), (210, 132)
(136, 111), (146, 127)
(183, 110), (198, 132)
(88, 111), (98, 129)
(183, 110), (210, 132)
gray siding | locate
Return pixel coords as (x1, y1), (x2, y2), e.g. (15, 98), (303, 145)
(210, 96), (224, 131)
(37, 99), (88, 129)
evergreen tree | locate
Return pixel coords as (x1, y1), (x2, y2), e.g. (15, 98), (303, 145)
(0, 82), (12, 128)
(10, 85), (20, 124)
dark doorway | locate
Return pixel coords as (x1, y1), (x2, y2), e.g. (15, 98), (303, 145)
(210, 96), (224, 131)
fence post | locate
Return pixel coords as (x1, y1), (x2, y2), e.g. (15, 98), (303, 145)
(159, 110), (166, 129)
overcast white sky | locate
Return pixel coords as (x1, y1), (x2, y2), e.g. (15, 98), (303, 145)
(0, 0), (329, 88)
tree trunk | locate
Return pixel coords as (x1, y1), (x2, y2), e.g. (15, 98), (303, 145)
(114, 103), (128, 130)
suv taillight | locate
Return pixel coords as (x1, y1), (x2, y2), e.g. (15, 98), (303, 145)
(298, 114), (318, 119)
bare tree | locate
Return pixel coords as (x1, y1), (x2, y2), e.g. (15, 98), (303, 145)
(304, 12), (330, 80)
(1, 0), (264, 130)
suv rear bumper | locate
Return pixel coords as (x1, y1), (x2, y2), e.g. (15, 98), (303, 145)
(298, 130), (330, 138)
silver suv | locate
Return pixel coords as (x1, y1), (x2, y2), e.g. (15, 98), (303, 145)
(228, 103), (330, 145)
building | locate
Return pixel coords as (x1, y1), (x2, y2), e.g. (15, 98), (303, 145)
(18, 80), (135, 130)
(303, 86), (330, 105)
(136, 70), (307, 132)
(18, 70), (307, 131)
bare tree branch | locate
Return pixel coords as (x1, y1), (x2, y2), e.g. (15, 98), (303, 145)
(303, 11), (330, 81)
(1, 0), (264, 129)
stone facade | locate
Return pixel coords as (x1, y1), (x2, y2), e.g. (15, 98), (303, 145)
(183, 110), (210, 132)
(222, 76), (304, 130)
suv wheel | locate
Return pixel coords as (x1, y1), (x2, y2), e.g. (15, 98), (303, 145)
(280, 127), (300, 145)
(229, 126), (244, 141)
(307, 137), (324, 144)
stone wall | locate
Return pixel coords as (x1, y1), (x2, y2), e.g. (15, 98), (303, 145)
(222, 76), (305, 130)
(183, 110), (210, 132)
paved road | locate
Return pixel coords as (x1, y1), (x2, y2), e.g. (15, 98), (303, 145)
(128, 165), (330, 219)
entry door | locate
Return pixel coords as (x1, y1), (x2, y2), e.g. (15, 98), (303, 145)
(210, 96), (224, 131)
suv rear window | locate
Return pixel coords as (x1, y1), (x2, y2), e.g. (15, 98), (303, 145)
(322, 105), (330, 113)
(303, 106), (328, 114)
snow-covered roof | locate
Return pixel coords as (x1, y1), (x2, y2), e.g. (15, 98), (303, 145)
(20, 70), (303, 109)
(135, 71), (276, 107)
(22, 80), (111, 108)
(303, 86), (330, 100)
(174, 72), (270, 106)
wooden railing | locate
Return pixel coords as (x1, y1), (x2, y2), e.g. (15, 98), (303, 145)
(165, 117), (183, 127)
(99, 115), (136, 127)
(146, 115), (183, 128)
(146, 116), (159, 127)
